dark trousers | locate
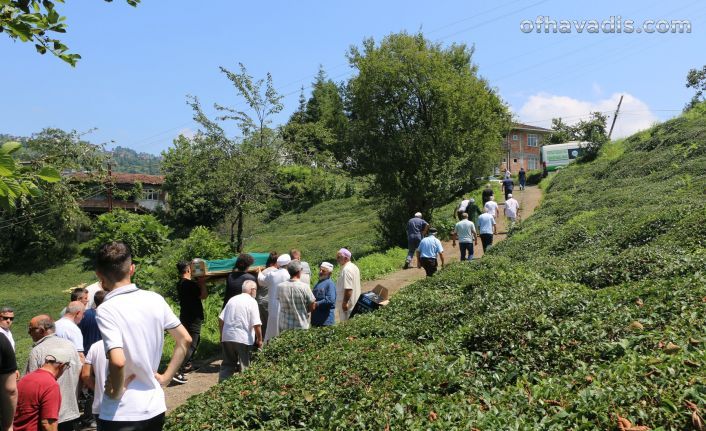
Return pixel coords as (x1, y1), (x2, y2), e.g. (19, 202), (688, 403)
(180, 318), (202, 371)
(480, 234), (493, 252)
(258, 304), (269, 338)
(420, 257), (438, 277)
(58, 420), (77, 431)
(97, 413), (165, 431)
(219, 342), (253, 382)
(459, 242), (474, 261)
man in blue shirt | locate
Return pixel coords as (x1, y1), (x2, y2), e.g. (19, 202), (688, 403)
(478, 208), (497, 253)
(404, 212), (429, 269)
(416, 228), (444, 277)
(311, 262), (336, 327)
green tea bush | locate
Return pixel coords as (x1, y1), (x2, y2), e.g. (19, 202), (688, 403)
(166, 102), (706, 430)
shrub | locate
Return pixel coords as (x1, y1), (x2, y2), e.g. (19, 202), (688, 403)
(87, 209), (170, 260)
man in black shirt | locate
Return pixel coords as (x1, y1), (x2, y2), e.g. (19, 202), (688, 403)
(223, 253), (256, 309)
(0, 334), (17, 430)
(481, 183), (494, 205)
(174, 261), (207, 384)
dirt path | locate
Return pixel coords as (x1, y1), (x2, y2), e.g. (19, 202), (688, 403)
(161, 185), (544, 413)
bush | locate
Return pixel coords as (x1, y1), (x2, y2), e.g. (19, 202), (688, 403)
(134, 226), (231, 299)
(526, 169), (543, 185)
(86, 210), (170, 260)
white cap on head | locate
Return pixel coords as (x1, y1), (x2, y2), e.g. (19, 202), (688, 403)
(276, 254), (291, 267)
(414, 212), (422, 218)
(507, 193), (512, 198)
(320, 262), (334, 271)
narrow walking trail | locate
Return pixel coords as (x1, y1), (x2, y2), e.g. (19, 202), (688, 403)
(362, 184), (543, 296)
(162, 184), (544, 413)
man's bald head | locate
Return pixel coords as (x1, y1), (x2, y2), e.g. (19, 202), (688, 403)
(28, 314), (54, 341)
(65, 301), (85, 324)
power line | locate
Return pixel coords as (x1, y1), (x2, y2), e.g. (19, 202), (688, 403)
(0, 186), (104, 230)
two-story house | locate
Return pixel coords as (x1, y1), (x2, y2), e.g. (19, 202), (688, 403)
(499, 123), (553, 173)
(68, 172), (167, 214)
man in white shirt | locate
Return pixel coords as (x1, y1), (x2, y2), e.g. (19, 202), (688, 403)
(504, 193), (520, 229)
(263, 254), (292, 343)
(478, 208), (498, 253)
(452, 213), (478, 261)
(484, 196), (499, 220)
(335, 248), (361, 323)
(95, 241), (191, 431)
(218, 280), (262, 382)
(81, 340), (106, 424)
(85, 281), (104, 311)
(0, 306), (15, 351)
(54, 301), (85, 362)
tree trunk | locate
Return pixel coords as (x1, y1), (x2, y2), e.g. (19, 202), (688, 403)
(230, 218), (237, 251)
(236, 207), (244, 252)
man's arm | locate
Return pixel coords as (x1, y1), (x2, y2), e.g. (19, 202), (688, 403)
(80, 363), (95, 391)
(105, 347), (127, 400)
(197, 277), (208, 300)
(308, 301), (317, 313)
(0, 372), (17, 431)
(40, 419), (58, 431)
(154, 325), (191, 386)
(439, 252), (445, 268)
(253, 325), (262, 349)
(218, 318), (224, 343)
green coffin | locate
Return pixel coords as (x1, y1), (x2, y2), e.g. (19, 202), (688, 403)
(204, 253), (270, 274)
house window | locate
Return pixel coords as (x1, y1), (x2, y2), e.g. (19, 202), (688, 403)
(527, 134), (539, 147)
(143, 188), (158, 201)
(512, 134), (519, 141)
(527, 156), (538, 170)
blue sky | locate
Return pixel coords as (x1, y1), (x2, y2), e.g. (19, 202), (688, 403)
(2, 0), (704, 155)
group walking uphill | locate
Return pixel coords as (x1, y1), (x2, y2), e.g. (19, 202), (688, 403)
(0, 241), (364, 431)
(404, 181), (523, 277)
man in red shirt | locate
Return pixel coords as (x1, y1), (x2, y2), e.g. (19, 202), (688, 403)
(13, 350), (70, 431)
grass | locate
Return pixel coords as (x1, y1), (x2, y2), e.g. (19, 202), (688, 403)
(0, 257), (97, 366)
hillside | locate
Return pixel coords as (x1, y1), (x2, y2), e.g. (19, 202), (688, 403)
(110, 145), (161, 174)
(166, 104), (706, 430)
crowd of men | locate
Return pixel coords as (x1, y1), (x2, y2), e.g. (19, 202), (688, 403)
(405, 173), (522, 276)
(0, 241), (364, 431)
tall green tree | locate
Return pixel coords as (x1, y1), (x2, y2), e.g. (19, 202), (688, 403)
(346, 32), (510, 245)
(1, 0), (140, 66)
(685, 65), (706, 110)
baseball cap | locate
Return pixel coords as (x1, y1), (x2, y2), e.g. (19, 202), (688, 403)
(276, 254), (292, 266)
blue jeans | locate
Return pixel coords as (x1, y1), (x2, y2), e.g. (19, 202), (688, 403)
(459, 242), (474, 261)
(406, 237), (421, 263)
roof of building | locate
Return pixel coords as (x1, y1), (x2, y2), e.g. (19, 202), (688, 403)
(68, 172), (164, 185)
(511, 122), (553, 133)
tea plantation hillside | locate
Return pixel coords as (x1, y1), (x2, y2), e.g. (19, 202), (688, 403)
(167, 104), (706, 430)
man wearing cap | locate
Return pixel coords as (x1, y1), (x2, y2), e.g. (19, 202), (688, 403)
(218, 280), (262, 381)
(417, 228), (445, 277)
(502, 176), (514, 201)
(335, 248), (361, 322)
(14, 350), (70, 431)
(25, 315), (81, 431)
(264, 254), (292, 343)
(277, 261), (316, 334)
(504, 193), (520, 229)
(311, 262), (336, 327)
(453, 213), (478, 261)
(404, 213), (429, 270)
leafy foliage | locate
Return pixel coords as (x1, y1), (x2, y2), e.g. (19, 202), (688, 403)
(548, 112), (609, 162)
(346, 32), (510, 246)
(110, 146), (161, 174)
(167, 102), (706, 430)
(0, 0), (140, 66)
(87, 209), (170, 261)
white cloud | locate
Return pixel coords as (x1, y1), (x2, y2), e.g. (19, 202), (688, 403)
(517, 92), (659, 138)
(177, 128), (196, 139)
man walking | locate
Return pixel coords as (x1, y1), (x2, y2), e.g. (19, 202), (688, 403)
(218, 280), (262, 381)
(465, 198), (481, 226)
(478, 208), (497, 253)
(81, 338), (107, 428)
(453, 213), (478, 261)
(0, 335), (17, 431)
(0, 307), (15, 351)
(504, 193), (520, 229)
(264, 254), (292, 343)
(484, 196), (499, 220)
(174, 261), (208, 385)
(78, 291), (105, 359)
(335, 248), (361, 323)
(277, 261), (316, 334)
(25, 315), (81, 431)
(481, 183), (494, 205)
(311, 262), (336, 327)
(455, 197), (470, 221)
(404, 212), (428, 269)
(502, 176), (514, 201)
(14, 350), (69, 431)
(518, 167), (526, 191)
(417, 228), (445, 277)
(55, 301), (85, 362)
(94, 241), (191, 431)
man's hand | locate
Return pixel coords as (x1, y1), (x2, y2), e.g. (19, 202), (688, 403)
(342, 301), (349, 312)
(255, 339), (263, 350)
(154, 372), (172, 387)
(105, 374), (135, 399)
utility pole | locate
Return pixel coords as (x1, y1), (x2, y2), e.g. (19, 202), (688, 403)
(608, 95), (624, 139)
(107, 161), (113, 212)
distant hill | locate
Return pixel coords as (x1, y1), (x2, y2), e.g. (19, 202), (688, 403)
(110, 146), (161, 175)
